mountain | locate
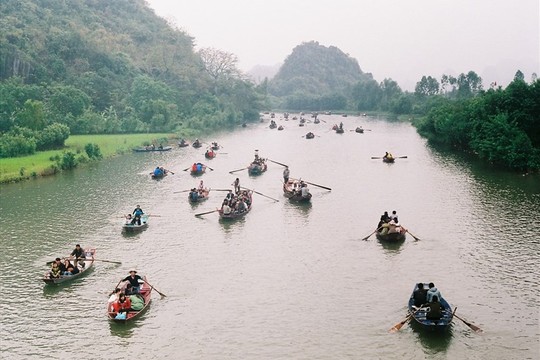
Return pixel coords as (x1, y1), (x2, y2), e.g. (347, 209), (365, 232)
(268, 41), (368, 97)
(247, 63), (281, 83)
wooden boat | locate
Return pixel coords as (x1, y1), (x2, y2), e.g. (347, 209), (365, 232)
(269, 122), (277, 129)
(122, 214), (149, 232)
(178, 140), (189, 147)
(335, 128), (345, 134)
(188, 188), (210, 203)
(283, 180), (312, 202)
(278, 125), (284, 131)
(42, 249), (96, 285)
(133, 146), (172, 152)
(192, 140), (202, 148)
(383, 156), (395, 163)
(108, 276), (152, 323)
(150, 168), (169, 179)
(211, 142), (220, 150)
(205, 150), (216, 159)
(190, 163), (206, 175)
(248, 161), (267, 176)
(408, 283), (453, 331)
(375, 229), (406, 242)
(313, 118), (320, 124)
(218, 191), (253, 220)
(305, 132), (315, 139)
(355, 127), (364, 133)
(299, 123), (305, 127)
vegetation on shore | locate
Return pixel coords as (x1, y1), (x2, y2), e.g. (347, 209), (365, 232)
(0, 133), (172, 183)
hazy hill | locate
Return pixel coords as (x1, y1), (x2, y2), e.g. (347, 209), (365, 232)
(268, 41), (368, 97)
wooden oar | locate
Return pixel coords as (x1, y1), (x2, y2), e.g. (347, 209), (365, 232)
(454, 313), (482, 332)
(240, 187), (279, 202)
(303, 180), (331, 191)
(210, 189), (232, 192)
(173, 189), (191, 193)
(229, 167), (248, 174)
(147, 214), (161, 217)
(109, 280), (123, 296)
(90, 258), (122, 264)
(202, 164), (214, 171)
(143, 280), (166, 298)
(195, 209), (219, 217)
(371, 156), (383, 159)
(361, 227), (383, 241)
(182, 167), (191, 171)
(405, 229), (420, 241)
(267, 159), (288, 167)
(389, 313), (412, 333)
(397, 156), (408, 159)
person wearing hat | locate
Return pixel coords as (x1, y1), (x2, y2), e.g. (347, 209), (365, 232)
(121, 270), (143, 294)
(70, 244), (86, 269)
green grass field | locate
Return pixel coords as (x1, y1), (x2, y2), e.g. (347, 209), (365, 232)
(0, 133), (174, 183)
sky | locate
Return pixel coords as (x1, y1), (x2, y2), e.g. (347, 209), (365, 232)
(146, 0), (540, 91)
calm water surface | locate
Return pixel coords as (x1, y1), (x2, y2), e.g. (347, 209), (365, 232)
(0, 114), (539, 360)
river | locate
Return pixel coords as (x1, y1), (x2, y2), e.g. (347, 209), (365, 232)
(0, 114), (538, 360)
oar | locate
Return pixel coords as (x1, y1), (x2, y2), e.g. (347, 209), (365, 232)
(109, 280), (123, 296)
(90, 258), (122, 264)
(389, 313), (412, 333)
(204, 165), (214, 171)
(167, 170), (175, 175)
(303, 180), (331, 191)
(147, 214), (161, 217)
(454, 313), (482, 332)
(173, 189), (191, 193)
(195, 209), (219, 217)
(210, 189), (232, 192)
(397, 156), (408, 159)
(229, 167), (248, 174)
(143, 280), (166, 297)
(267, 159), (288, 167)
(371, 156), (383, 159)
(361, 227), (383, 241)
(405, 229), (420, 241)
(240, 187), (279, 202)
(182, 167), (191, 171)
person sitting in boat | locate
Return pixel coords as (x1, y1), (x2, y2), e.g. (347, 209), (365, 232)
(112, 293), (132, 317)
(426, 283), (442, 302)
(196, 163), (203, 172)
(377, 211), (391, 229)
(153, 167), (163, 177)
(191, 163), (198, 172)
(49, 262), (62, 279)
(122, 270), (143, 294)
(158, 144), (163, 150)
(63, 259), (74, 275)
(426, 295), (444, 320)
(131, 205), (144, 225)
(108, 288), (121, 304)
(221, 200), (232, 215)
(383, 152), (394, 161)
(64, 261), (80, 276)
(52, 257), (67, 274)
(194, 139), (200, 146)
(387, 217), (401, 234)
(125, 214), (133, 224)
(301, 183), (310, 198)
(189, 188), (199, 201)
(412, 283), (428, 307)
(389, 210), (398, 220)
(198, 180), (204, 191)
(237, 199), (247, 213)
(339, 122), (343, 130)
(70, 244), (86, 268)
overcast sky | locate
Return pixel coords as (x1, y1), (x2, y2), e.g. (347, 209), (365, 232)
(146, 0), (539, 91)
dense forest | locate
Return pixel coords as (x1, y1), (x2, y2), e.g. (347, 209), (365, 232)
(0, 0), (262, 158)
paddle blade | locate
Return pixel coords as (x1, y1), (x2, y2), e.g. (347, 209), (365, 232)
(389, 315), (411, 333)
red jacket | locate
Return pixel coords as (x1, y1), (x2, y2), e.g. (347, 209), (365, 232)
(112, 297), (131, 313)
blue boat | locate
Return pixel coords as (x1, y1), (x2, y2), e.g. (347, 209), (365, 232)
(408, 283), (454, 331)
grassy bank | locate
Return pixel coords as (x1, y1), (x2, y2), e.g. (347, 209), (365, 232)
(0, 133), (174, 183)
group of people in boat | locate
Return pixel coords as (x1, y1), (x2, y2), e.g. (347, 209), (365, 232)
(269, 120), (277, 128)
(191, 162), (205, 173)
(377, 210), (405, 234)
(252, 150), (266, 166)
(152, 166), (169, 177)
(383, 152), (394, 161)
(189, 181), (207, 201)
(48, 244), (86, 278)
(108, 270), (146, 319)
(220, 189), (251, 216)
(412, 282), (444, 320)
(144, 144), (164, 150)
(125, 205), (145, 225)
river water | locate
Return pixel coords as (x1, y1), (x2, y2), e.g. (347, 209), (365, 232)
(0, 114), (539, 360)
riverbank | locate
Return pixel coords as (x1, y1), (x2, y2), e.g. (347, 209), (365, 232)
(0, 133), (174, 183)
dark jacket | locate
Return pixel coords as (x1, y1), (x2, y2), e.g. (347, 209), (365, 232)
(122, 274), (143, 288)
(426, 301), (444, 320)
(413, 288), (428, 307)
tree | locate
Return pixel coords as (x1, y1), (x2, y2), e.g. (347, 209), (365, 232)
(198, 47), (241, 82)
(415, 76), (440, 96)
(514, 70), (525, 82)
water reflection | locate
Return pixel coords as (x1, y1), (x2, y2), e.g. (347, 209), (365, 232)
(411, 321), (454, 354)
(108, 320), (141, 338)
(377, 238), (405, 252)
